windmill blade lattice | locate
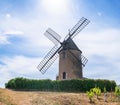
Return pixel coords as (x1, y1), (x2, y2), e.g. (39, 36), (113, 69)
(80, 54), (88, 67)
(37, 45), (61, 74)
(64, 17), (90, 41)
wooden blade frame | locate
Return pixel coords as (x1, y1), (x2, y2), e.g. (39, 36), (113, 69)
(37, 45), (61, 74)
(64, 17), (90, 41)
(80, 54), (88, 67)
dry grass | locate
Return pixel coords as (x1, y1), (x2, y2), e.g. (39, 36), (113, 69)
(0, 88), (120, 105)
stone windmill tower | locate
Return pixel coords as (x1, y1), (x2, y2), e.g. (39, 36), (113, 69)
(58, 38), (83, 80)
(37, 17), (90, 80)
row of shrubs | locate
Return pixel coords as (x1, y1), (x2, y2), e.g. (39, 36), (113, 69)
(5, 77), (116, 92)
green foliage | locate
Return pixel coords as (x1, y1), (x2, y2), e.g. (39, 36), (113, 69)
(87, 87), (101, 102)
(87, 91), (94, 102)
(5, 77), (116, 92)
(92, 87), (101, 99)
(115, 86), (120, 97)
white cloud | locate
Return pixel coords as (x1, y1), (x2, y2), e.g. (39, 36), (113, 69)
(0, 68), (12, 88)
(3, 30), (24, 36)
(75, 28), (120, 84)
(1, 56), (39, 74)
(0, 1), (77, 50)
(0, 29), (24, 45)
(0, 55), (59, 87)
(0, 35), (10, 44)
(74, 28), (120, 59)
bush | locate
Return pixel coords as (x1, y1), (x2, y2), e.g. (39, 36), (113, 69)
(87, 90), (94, 102)
(5, 77), (116, 92)
(92, 87), (101, 99)
(115, 86), (120, 97)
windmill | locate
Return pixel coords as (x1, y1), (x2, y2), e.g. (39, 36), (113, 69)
(37, 17), (90, 80)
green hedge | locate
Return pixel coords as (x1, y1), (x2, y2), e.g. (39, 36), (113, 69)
(5, 77), (116, 92)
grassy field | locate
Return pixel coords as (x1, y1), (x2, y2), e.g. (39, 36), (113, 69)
(0, 88), (120, 105)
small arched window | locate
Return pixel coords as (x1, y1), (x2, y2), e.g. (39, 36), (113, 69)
(63, 72), (66, 79)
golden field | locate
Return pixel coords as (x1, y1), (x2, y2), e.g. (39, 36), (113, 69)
(0, 88), (120, 105)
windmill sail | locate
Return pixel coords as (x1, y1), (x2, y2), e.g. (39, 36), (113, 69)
(64, 17), (90, 40)
(37, 45), (61, 74)
(44, 28), (61, 45)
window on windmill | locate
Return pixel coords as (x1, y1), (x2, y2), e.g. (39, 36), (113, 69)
(63, 72), (67, 79)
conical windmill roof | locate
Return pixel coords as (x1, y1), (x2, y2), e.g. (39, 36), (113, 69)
(61, 38), (82, 52)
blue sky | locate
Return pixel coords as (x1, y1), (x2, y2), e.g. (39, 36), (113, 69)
(0, 0), (120, 88)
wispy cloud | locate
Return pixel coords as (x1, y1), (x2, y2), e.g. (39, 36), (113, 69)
(3, 30), (24, 36)
(78, 28), (120, 83)
(75, 28), (120, 58)
(0, 29), (24, 45)
(0, 35), (9, 44)
(0, 55), (58, 87)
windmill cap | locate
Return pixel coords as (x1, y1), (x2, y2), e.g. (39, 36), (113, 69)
(60, 38), (82, 52)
